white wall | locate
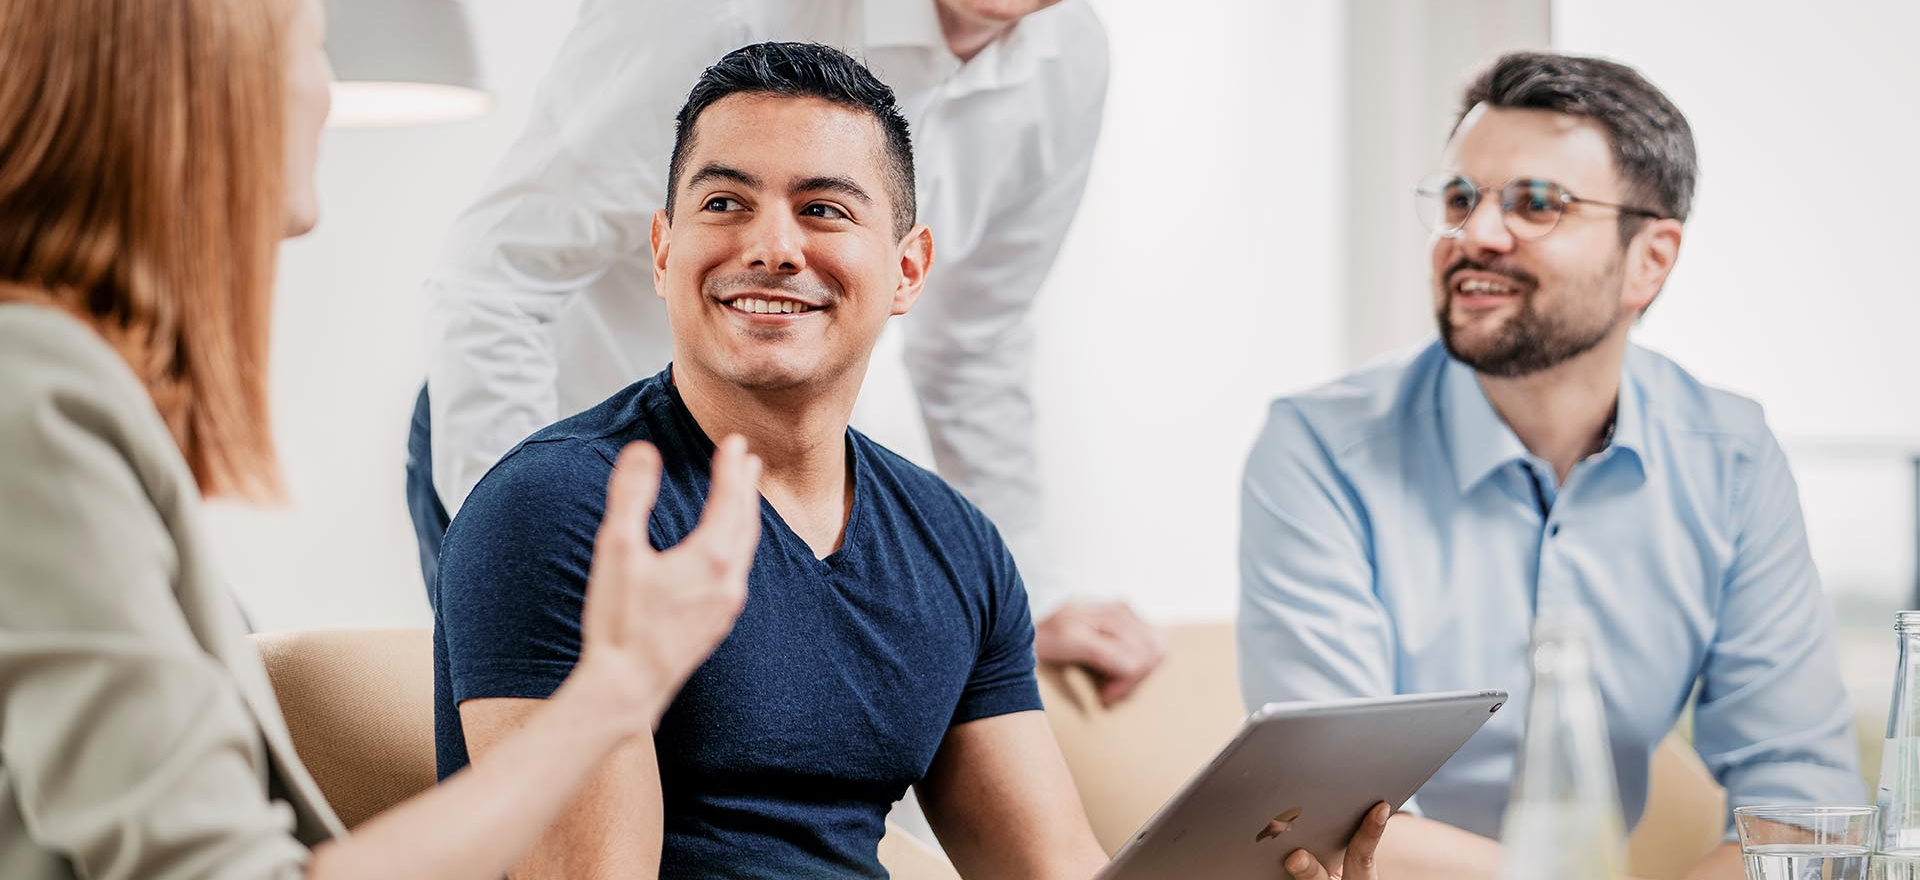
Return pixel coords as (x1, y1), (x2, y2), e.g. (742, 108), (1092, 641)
(859, 0), (1347, 621)
(1341, 0), (1550, 367)
(216, 0), (1345, 630)
(1551, 0), (1920, 608)
(210, 0), (586, 631)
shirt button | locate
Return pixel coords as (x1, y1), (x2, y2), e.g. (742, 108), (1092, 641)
(1549, 523), (1562, 537)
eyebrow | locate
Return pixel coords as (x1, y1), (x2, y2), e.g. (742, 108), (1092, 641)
(685, 164), (762, 192)
(793, 175), (874, 206)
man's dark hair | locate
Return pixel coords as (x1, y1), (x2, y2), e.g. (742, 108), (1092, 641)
(666, 42), (917, 240)
(1456, 52), (1697, 240)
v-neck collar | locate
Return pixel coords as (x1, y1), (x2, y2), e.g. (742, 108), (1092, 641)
(761, 437), (864, 569)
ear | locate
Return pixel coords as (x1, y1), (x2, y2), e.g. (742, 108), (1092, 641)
(890, 224), (934, 317)
(650, 209), (672, 297)
(1623, 218), (1683, 313)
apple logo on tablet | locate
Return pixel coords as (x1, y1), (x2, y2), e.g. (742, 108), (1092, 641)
(1255, 807), (1304, 843)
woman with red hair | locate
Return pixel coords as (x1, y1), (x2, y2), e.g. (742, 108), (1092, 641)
(0, 1), (763, 878)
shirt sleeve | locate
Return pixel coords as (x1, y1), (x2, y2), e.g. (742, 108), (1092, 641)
(1238, 402), (1427, 814)
(0, 328), (309, 880)
(1693, 427), (1864, 836)
(900, 34), (1109, 621)
(437, 439), (612, 706)
(1236, 400), (1392, 708)
(424, 0), (745, 516)
(952, 527), (1044, 726)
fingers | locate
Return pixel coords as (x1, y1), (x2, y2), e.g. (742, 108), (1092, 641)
(1033, 607), (1115, 669)
(1283, 849), (1332, 880)
(1090, 606), (1165, 706)
(1035, 603), (1165, 707)
(583, 442), (665, 643)
(1339, 802), (1391, 880)
(1038, 623), (1145, 707)
(600, 442), (664, 550)
(689, 435), (764, 574)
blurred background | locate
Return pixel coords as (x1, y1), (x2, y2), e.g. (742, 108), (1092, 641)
(216, 0), (1919, 732)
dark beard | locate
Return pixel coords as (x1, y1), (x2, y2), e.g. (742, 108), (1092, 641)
(1438, 294), (1616, 378)
(1435, 252), (1624, 378)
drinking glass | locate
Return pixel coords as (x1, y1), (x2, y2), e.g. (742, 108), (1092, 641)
(1735, 805), (1876, 880)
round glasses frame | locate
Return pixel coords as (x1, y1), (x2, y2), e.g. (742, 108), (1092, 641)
(1414, 173), (1667, 241)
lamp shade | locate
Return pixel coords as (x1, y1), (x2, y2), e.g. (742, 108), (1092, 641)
(325, 0), (490, 128)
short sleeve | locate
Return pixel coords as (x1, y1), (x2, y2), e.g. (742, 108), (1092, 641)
(951, 527), (1042, 726)
(436, 438), (612, 707)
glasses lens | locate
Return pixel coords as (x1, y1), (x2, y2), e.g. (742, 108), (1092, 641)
(1501, 179), (1566, 239)
(1415, 174), (1477, 235)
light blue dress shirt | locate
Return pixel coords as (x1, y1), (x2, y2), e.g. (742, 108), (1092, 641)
(1238, 340), (1862, 838)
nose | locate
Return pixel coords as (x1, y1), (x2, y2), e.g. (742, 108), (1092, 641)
(1455, 193), (1515, 259)
(741, 210), (806, 274)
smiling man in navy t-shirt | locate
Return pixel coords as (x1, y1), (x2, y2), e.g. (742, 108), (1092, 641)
(430, 43), (1116, 880)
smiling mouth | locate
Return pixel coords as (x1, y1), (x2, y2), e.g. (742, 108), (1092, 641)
(720, 296), (821, 315)
(1457, 278), (1518, 296)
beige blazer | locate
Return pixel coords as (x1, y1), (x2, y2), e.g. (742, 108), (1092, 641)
(0, 304), (346, 880)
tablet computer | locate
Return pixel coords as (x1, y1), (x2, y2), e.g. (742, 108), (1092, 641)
(1095, 689), (1507, 880)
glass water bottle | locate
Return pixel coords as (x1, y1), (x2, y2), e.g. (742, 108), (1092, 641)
(1497, 614), (1628, 880)
(1874, 611), (1920, 878)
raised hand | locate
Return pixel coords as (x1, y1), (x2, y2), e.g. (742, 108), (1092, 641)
(1283, 802), (1390, 880)
(577, 435), (763, 730)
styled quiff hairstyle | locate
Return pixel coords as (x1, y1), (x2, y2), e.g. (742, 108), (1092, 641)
(666, 42), (918, 240)
(0, 0), (291, 498)
(1458, 52), (1698, 238)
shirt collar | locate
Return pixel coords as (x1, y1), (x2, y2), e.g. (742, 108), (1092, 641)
(1442, 357), (1530, 495)
(1442, 354), (1650, 495)
(1609, 359), (1650, 473)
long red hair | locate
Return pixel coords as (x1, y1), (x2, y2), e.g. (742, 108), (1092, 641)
(0, 0), (290, 499)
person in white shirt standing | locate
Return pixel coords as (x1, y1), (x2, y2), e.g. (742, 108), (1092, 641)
(406, 0), (1165, 705)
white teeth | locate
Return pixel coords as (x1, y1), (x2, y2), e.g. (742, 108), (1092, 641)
(727, 297), (813, 315)
(1460, 279), (1516, 295)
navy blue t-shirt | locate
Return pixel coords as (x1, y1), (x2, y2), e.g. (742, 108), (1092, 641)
(431, 368), (1041, 879)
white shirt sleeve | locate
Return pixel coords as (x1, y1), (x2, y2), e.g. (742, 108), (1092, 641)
(902, 40), (1109, 619)
(424, 0), (744, 514)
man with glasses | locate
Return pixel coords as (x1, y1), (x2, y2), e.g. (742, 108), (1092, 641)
(1237, 52), (1860, 879)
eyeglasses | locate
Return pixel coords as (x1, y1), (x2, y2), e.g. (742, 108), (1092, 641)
(1414, 174), (1667, 240)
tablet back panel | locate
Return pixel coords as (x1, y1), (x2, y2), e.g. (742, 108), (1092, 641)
(1097, 690), (1507, 880)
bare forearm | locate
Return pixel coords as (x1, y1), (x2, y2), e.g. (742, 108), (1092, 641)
(1378, 814), (1673, 880)
(1681, 842), (1742, 880)
(920, 713), (1110, 880)
(1375, 814), (1501, 880)
(305, 666), (652, 880)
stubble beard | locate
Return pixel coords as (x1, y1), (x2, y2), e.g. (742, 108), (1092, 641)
(1436, 256), (1627, 378)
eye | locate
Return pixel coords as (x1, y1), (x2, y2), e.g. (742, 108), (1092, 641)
(1511, 181), (1562, 219)
(703, 197), (744, 212)
(801, 203), (849, 220)
(1441, 183), (1476, 220)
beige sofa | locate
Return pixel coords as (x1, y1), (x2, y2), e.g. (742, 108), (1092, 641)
(250, 629), (958, 880)
(254, 625), (1727, 879)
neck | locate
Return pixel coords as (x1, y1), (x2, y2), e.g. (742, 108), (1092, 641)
(671, 361), (859, 495)
(669, 358), (864, 557)
(1475, 333), (1629, 485)
(936, 4), (1012, 62)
